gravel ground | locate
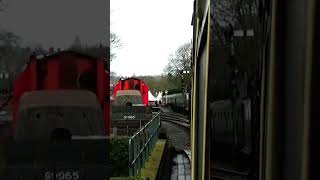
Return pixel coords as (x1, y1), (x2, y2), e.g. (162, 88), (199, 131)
(161, 121), (190, 151)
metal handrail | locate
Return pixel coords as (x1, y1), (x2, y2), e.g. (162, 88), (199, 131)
(130, 112), (159, 139)
(128, 112), (161, 176)
(129, 121), (158, 166)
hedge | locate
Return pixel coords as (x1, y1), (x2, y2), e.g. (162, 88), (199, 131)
(110, 137), (129, 177)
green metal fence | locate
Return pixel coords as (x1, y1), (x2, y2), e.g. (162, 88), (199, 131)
(128, 112), (161, 176)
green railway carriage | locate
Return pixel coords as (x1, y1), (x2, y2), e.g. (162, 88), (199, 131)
(164, 92), (191, 112)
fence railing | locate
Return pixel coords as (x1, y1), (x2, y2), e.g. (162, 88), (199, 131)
(128, 112), (161, 176)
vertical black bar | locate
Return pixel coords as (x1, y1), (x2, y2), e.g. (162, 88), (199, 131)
(310, 0), (320, 179)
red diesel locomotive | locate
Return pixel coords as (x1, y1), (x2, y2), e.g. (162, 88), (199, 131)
(113, 77), (149, 106)
(12, 51), (110, 135)
(0, 50), (113, 180)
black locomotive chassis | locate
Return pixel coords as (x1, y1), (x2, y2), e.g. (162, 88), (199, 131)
(1, 139), (112, 180)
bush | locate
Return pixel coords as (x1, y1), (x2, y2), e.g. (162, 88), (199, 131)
(111, 137), (129, 176)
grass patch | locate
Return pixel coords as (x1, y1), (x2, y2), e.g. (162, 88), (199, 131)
(140, 140), (166, 180)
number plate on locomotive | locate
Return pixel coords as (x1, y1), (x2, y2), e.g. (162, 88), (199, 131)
(43, 171), (80, 180)
(124, 115), (135, 119)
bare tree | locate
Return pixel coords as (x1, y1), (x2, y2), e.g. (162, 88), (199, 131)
(0, 0), (8, 11)
(0, 29), (34, 74)
(164, 42), (192, 91)
(110, 9), (122, 62)
(110, 71), (119, 85)
(0, 30), (22, 68)
(165, 42), (192, 75)
(110, 32), (122, 61)
(0, 30), (21, 49)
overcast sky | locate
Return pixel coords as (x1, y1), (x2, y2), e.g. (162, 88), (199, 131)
(0, 0), (108, 50)
(111, 0), (193, 76)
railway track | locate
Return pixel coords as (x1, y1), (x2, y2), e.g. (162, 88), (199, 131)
(160, 111), (190, 149)
(160, 112), (190, 129)
(161, 112), (189, 122)
(211, 166), (250, 180)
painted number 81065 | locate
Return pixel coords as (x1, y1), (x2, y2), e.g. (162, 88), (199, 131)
(44, 171), (79, 180)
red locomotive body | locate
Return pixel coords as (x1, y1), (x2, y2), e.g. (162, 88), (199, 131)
(12, 51), (110, 135)
(113, 78), (149, 106)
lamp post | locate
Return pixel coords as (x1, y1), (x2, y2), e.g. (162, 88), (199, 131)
(181, 70), (190, 92)
(181, 70), (190, 109)
(165, 90), (168, 104)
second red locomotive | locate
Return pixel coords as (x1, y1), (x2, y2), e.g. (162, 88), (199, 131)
(113, 77), (149, 106)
